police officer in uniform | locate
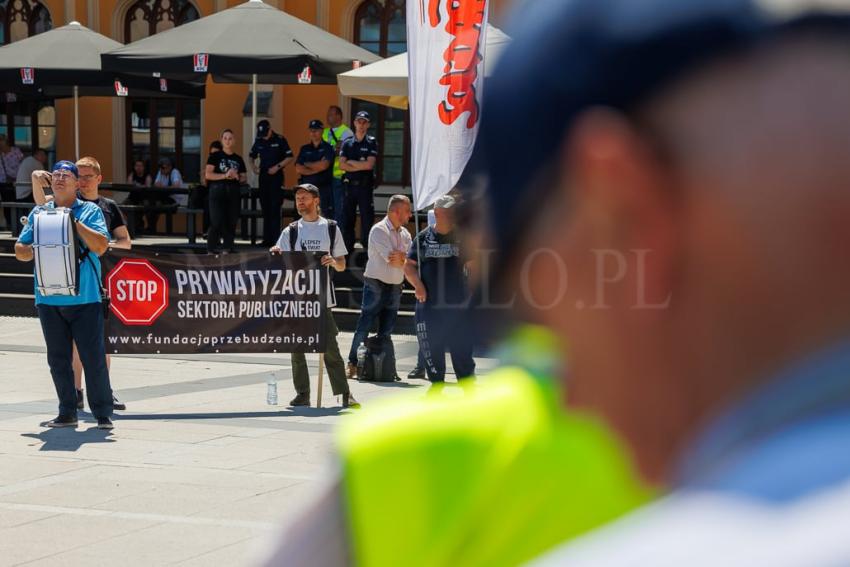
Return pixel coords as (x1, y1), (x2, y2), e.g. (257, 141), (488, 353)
(339, 110), (379, 253)
(249, 119), (294, 246)
(295, 120), (335, 218)
(323, 105), (354, 226)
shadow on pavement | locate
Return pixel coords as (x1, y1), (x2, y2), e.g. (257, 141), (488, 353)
(116, 408), (345, 420)
(21, 425), (115, 452)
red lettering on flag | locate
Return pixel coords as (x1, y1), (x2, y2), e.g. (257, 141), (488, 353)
(429, 0), (486, 128)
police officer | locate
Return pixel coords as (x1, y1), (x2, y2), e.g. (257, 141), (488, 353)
(295, 120), (335, 218)
(323, 105), (354, 227)
(339, 110), (379, 253)
(249, 119), (294, 247)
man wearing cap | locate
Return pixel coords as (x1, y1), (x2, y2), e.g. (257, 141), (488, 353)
(403, 194), (475, 386)
(250, 119), (294, 247)
(31, 156), (131, 412)
(14, 160), (115, 430)
(323, 106), (354, 227)
(295, 120), (336, 219)
(339, 110), (379, 253)
(270, 183), (360, 409)
(469, 0), (850, 563)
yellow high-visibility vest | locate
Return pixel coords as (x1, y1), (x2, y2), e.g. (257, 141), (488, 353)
(337, 327), (651, 567)
(323, 124), (353, 180)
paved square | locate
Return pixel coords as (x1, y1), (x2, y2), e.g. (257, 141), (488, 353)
(0, 316), (496, 566)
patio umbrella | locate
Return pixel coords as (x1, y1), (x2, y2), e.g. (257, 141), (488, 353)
(0, 21), (205, 159)
(101, 0), (381, 139)
(337, 25), (511, 110)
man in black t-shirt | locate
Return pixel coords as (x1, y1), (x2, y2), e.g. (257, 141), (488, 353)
(339, 111), (379, 253)
(295, 120), (335, 218)
(403, 195), (475, 385)
(205, 129), (248, 254)
(250, 120), (294, 246)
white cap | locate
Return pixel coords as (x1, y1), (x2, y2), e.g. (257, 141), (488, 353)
(433, 195), (456, 210)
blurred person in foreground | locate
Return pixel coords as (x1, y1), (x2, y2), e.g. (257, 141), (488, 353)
(469, 0), (850, 565)
(262, 163), (648, 564)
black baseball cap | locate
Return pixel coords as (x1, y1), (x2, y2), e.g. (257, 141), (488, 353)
(309, 119), (324, 130)
(354, 110), (371, 122)
(294, 183), (320, 197)
(256, 119), (270, 135)
(481, 0), (850, 264)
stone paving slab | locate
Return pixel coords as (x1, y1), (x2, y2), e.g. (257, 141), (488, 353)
(0, 316), (498, 566)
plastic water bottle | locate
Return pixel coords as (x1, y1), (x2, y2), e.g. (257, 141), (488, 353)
(357, 342), (368, 375)
(266, 374), (278, 405)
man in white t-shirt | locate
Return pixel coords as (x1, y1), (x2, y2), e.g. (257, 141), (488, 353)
(15, 148), (46, 200)
(271, 184), (360, 409)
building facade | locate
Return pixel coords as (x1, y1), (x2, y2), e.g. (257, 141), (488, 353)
(0, 0), (513, 189)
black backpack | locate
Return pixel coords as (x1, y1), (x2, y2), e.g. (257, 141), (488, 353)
(359, 335), (398, 383)
(288, 219), (338, 251)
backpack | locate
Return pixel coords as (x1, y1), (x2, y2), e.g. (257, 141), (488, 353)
(359, 335), (398, 383)
(288, 219), (338, 252)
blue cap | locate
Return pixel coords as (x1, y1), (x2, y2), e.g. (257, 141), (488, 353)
(52, 160), (79, 178)
(354, 110), (371, 122)
(481, 0), (850, 261)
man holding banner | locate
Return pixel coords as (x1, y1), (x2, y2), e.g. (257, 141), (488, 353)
(271, 184), (360, 409)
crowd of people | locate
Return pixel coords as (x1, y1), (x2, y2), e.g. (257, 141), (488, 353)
(5, 101), (474, 425)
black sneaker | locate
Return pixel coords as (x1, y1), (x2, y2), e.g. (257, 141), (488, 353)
(96, 417), (114, 430)
(289, 393), (311, 407)
(47, 415), (78, 428)
(76, 389), (84, 410)
(112, 394), (126, 411)
(342, 392), (361, 409)
(407, 365), (426, 380)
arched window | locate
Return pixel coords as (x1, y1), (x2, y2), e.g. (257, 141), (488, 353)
(0, 0), (54, 162)
(353, 0), (409, 187)
(124, 0), (199, 42)
(123, 0), (201, 183)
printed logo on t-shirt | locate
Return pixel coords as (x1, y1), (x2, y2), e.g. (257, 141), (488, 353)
(299, 239), (324, 251)
(217, 157), (241, 173)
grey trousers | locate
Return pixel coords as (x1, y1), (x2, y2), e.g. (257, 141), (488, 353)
(291, 309), (349, 396)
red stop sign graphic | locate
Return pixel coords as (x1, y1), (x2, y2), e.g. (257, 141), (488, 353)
(106, 259), (169, 326)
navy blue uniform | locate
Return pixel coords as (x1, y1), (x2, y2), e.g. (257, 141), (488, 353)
(340, 134), (379, 252)
(408, 226), (475, 383)
(296, 140), (335, 216)
(250, 132), (294, 246)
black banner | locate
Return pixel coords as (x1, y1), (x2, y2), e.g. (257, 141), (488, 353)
(101, 249), (327, 354)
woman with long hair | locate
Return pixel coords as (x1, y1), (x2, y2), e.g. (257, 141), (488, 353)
(205, 129), (247, 253)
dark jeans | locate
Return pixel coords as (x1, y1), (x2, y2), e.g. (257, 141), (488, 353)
(37, 302), (113, 419)
(291, 309), (349, 396)
(348, 277), (402, 364)
(259, 173), (284, 246)
(208, 181), (241, 252)
(415, 304), (476, 383)
(342, 182), (374, 253)
(332, 178), (345, 228)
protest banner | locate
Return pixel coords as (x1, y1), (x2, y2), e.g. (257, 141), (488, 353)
(102, 249), (327, 354)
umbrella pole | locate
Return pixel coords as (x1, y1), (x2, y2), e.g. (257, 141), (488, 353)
(252, 73), (258, 186)
(73, 85), (80, 160)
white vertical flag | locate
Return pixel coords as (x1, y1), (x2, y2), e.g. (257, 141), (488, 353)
(407, 0), (489, 210)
